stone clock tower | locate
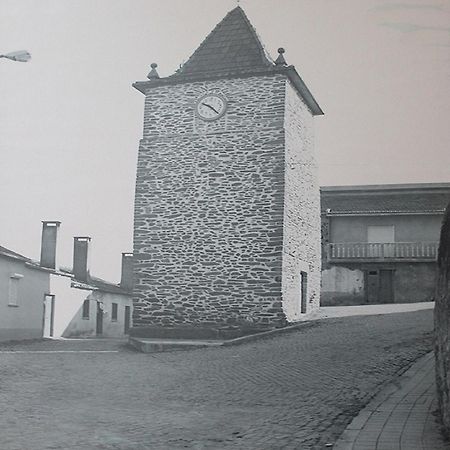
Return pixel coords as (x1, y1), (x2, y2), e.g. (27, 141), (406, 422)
(132, 7), (323, 334)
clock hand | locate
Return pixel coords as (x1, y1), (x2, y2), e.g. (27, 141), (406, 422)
(201, 102), (219, 114)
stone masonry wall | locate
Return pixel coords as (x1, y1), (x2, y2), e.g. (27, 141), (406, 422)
(435, 202), (450, 436)
(133, 75), (288, 327)
(281, 80), (321, 321)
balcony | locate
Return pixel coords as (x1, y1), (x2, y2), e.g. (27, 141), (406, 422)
(327, 242), (439, 262)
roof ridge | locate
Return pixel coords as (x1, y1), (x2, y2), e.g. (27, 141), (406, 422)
(233, 6), (274, 66)
(174, 6), (273, 78)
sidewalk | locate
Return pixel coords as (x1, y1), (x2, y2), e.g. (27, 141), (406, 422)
(318, 301), (434, 320)
(333, 351), (449, 450)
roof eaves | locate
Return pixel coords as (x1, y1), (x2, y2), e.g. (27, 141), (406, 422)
(321, 182), (450, 193)
(0, 251), (29, 264)
(57, 267), (131, 295)
(24, 263), (72, 276)
(133, 66), (324, 118)
(325, 209), (445, 217)
(89, 278), (132, 295)
(133, 66), (283, 93)
(71, 280), (94, 291)
(286, 66), (323, 116)
(0, 246), (32, 263)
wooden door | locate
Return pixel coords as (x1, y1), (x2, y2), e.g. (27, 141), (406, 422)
(43, 294), (55, 338)
(366, 269), (394, 303)
(124, 306), (131, 335)
(300, 272), (308, 313)
(379, 269), (394, 303)
(96, 302), (103, 336)
(366, 270), (379, 303)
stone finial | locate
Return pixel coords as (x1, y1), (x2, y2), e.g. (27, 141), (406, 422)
(275, 48), (287, 66)
(147, 63), (160, 80)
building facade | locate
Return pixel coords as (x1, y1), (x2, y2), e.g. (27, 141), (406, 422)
(41, 226), (133, 339)
(132, 6), (323, 333)
(0, 246), (50, 341)
(54, 276), (133, 339)
(0, 222), (133, 342)
(321, 183), (450, 305)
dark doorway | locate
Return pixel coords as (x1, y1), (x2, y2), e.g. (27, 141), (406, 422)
(379, 269), (394, 303)
(124, 306), (131, 335)
(43, 294), (55, 338)
(300, 271), (308, 313)
(366, 269), (394, 303)
(367, 271), (378, 303)
(96, 302), (103, 336)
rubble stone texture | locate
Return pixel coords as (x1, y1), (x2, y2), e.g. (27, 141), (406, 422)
(133, 73), (320, 327)
(132, 7), (321, 329)
(435, 201), (450, 435)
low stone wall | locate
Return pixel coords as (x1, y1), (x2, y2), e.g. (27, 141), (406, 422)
(434, 201), (450, 436)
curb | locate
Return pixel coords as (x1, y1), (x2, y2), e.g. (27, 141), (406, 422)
(332, 352), (438, 450)
(129, 319), (320, 353)
(222, 319), (319, 346)
(128, 337), (223, 353)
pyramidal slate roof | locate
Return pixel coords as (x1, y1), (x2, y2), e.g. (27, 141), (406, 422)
(174, 6), (273, 77)
(133, 6), (323, 115)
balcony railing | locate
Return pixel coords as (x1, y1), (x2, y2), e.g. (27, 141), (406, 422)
(327, 242), (439, 262)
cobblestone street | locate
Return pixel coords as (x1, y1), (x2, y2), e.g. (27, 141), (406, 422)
(0, 310), (434, 449)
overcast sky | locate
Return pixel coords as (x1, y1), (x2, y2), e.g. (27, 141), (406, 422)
(1, 0), (449, 282)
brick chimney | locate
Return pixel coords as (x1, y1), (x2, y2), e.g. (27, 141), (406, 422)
(73, 236), (91, 282)
(120, 252), (134, 292)
(40, 221), (61, 269)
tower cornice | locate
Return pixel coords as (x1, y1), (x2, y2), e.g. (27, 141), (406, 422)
(133, 65), (323, 116)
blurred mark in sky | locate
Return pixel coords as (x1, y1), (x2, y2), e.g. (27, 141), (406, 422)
(369, 2), (450, 59)
(370, 3), (449, 13)
(380, 23), (450, 33)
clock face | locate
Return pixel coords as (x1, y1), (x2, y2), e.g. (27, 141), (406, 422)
(196, 94), (227, 121)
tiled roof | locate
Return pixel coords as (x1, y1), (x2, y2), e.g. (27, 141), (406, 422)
(0, 245), (32, 262)
(172, 6), (273, 79)
(88, 276), (131, 295)
(321, 183), (450, 214)
(0, 246), (130, 294)
(60, 268), (131, 295)
(0, 245), (52, 273)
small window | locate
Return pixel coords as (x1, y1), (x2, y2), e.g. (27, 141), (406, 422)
(111, 303), (118, 321)
(367, 225), (395, 243)
(300, 271), (308, 313)
(82, 299), (90, 319)
(8, 274), (23, 307)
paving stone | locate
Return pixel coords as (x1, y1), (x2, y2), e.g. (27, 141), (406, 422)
(335, 349), (450, 449)
(0, 310), (436, 449)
